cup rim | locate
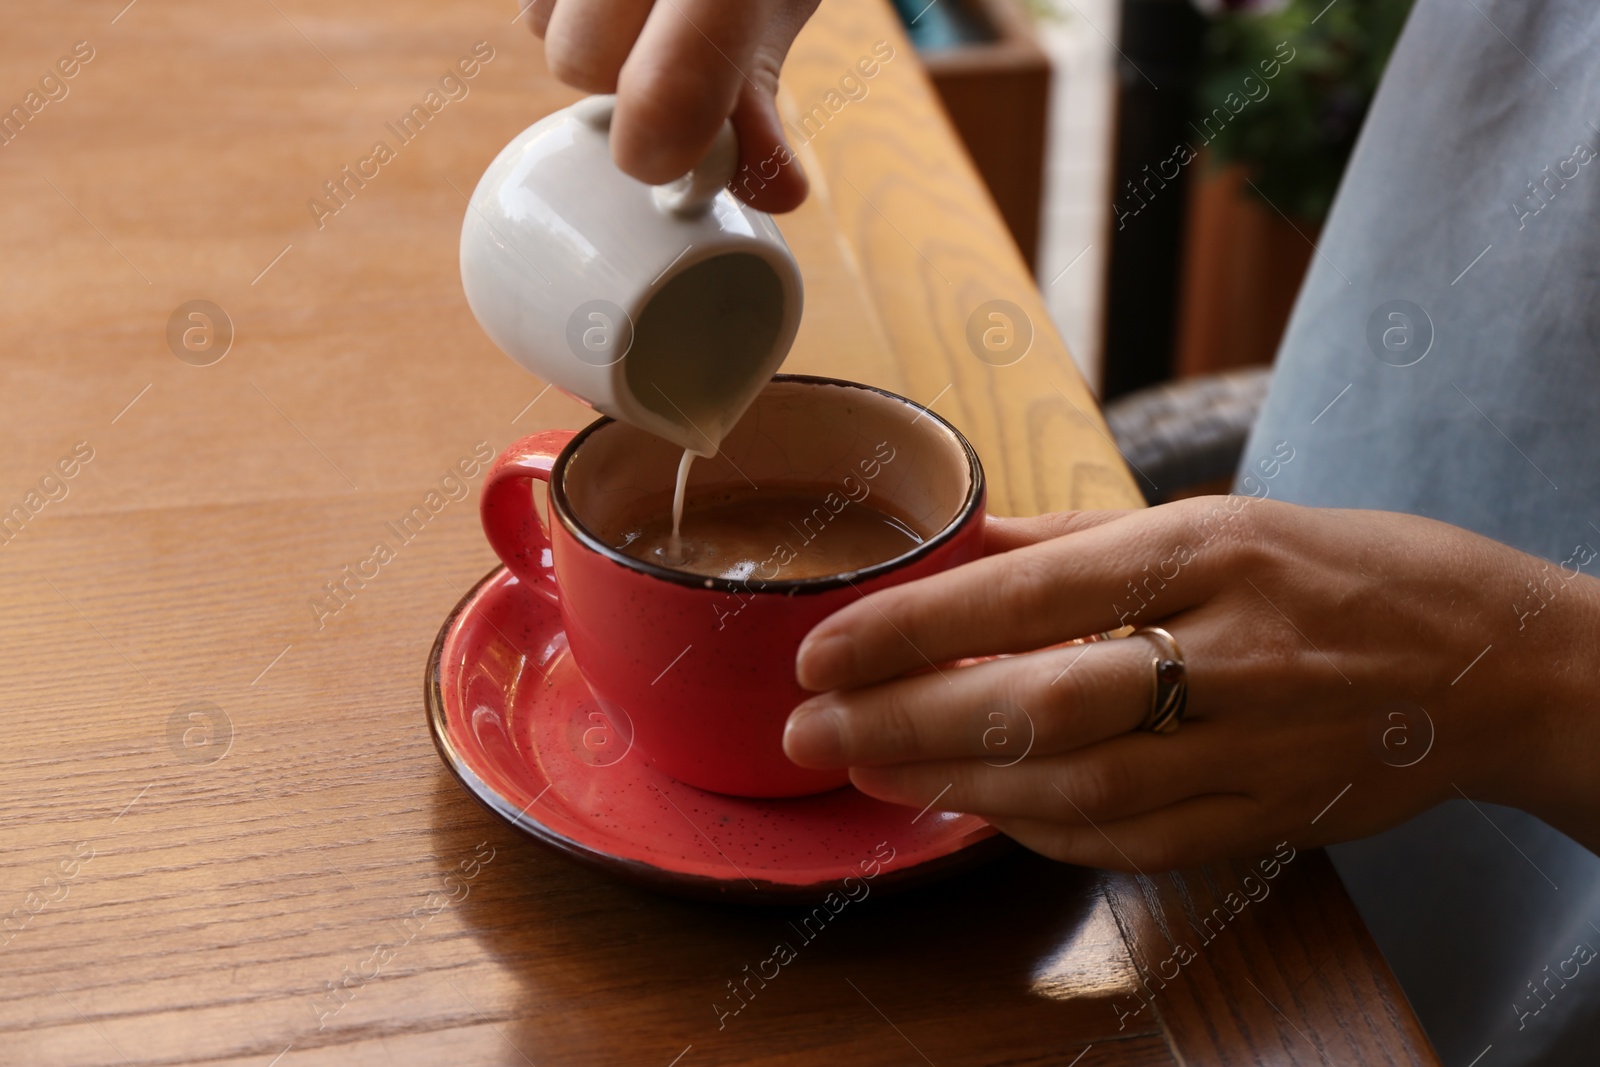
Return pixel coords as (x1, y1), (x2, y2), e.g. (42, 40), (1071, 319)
(548, 374), (985, 596)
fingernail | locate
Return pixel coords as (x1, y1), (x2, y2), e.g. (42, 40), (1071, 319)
(783, 701), (843, 767)
(796, 632), (853, 691)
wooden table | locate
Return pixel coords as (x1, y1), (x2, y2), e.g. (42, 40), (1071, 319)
(0, 0), (1437, 1063)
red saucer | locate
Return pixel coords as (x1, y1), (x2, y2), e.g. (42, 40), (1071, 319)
(426, 567), (1010, 903)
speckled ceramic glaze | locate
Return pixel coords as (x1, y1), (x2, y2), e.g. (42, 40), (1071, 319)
(477, 375), (988, 798)
(425, 565), (1010, 902)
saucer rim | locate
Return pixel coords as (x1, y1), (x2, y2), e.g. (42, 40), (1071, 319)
(425, 565), (1013, 904)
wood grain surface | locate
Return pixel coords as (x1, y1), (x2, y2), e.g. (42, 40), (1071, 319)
(0, 0), (1436, 1063)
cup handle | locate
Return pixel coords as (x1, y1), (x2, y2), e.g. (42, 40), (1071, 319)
(480, 429), (577, 606)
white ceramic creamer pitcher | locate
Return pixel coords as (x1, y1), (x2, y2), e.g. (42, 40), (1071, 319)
(459, 95), (803, 457)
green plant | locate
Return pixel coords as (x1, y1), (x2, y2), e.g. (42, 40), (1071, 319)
(1196, 0), (1415, 221)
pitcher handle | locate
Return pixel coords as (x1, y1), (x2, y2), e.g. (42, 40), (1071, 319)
(573, 94), (737, 217)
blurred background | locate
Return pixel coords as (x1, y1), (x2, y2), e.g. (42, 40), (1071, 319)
(887, 0), (1413, 402)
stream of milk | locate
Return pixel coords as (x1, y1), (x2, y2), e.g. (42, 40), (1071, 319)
(666, 448), (698, 563)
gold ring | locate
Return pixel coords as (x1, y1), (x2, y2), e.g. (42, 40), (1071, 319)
(1132, 625), (1187, 734)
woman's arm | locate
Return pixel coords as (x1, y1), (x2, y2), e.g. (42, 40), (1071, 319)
(783, 497), (1600, 868)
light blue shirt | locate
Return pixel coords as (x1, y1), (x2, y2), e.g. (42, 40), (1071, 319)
(1239, 0), (1600, 1061)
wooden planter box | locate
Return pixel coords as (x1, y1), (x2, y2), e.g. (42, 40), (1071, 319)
(910, 0), (1052, 269)
(1174, 156), (1316, 377)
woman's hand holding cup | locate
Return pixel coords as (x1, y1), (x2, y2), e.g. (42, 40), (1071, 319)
(786, 500), (1600, 870)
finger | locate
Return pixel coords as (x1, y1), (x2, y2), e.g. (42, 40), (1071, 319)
(723, 0), (818, 211)
(983, 511), (1133, 556)
(989, 794), (1271, 873)
(726, 81), (808, 212)
(612, 0), (768, 184)
(798, 502), (1229, 691)
(846, 723), (1235, 823)
(544, 0), (655, 91)
(784, 636), (1151, 769)
(520, 0), (558, 37)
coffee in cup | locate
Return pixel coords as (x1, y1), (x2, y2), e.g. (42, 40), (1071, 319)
(599, 483), (928, 581)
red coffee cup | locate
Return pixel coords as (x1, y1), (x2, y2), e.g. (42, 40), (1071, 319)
(479, 375), (986, 798)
